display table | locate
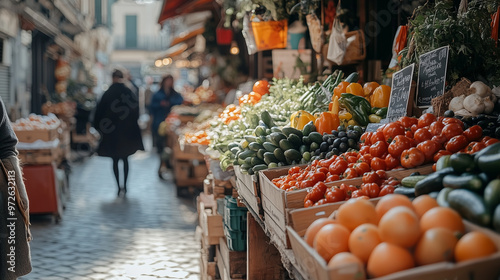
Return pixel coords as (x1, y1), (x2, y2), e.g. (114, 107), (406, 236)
(23, 163), (63, 222)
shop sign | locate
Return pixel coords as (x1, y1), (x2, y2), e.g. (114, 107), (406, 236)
(417, 46), (449, 107)
(386, 63), (415, 122)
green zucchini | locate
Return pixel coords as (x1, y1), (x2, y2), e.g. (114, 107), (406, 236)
(238, 149), (256, 160)
(477, 153), (500, 176)
(254, 126), (267, 137)
(282, 127), (303, 138)
(442, 174), (484, 192)
(474, 142), (500, 162)
(263, 142), (278, 152)
(279, 139), (294, 151)
(448, 189), (491, 227)
(284, 149), (302, 162)
(251, 157), (265, 166)
(435, 155), (451, 171)
(269, 132), (287, 146)
(261, 110), (275, 128)
(344, 72), (359, 83)
(401, 175), (428, 188)
(394, 186), (416, 198)
(302, 136), (312, 145)
(244, 135), (257, 143)
(252, 164), (268, 173)
(248, 142), (264, 152)
(308, 132), (323, 144)
(256, 149), (266, 160)
(414, 167), (455, 196)
(449, 153), (475, 173)
(287, 134), (302, 148)
(264, 152), (278, 165)
(484, 179), (500, 212)
(273, 148), (286, 163)
(436, 187), (453, 208)
(302, 121), (316, 136)
(268, 162), (278, 169)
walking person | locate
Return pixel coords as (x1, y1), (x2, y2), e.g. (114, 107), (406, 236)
(149, 75), (183, 179)
(93, 69), (144, 196)
(0, 96), (32, 279)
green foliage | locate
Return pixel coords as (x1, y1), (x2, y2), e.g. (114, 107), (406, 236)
(400, 0), (500, 86)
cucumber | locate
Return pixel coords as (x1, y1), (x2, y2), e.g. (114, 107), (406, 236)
(227, 142), (240, 150)
(254, 126), (267, 137)
(436, 187), (453, 207)
(448, 189), (491, 227)
(477, 153), (500, 176)
(308, 132), (323, 144)
(256, 136), (267, 145)
(474, 142), (500, 164)
(248, 142), (264, 152)
(287, 134), (302, 148)
(270, 132), (287, 146)
(401, 175), (428, 188)
(261, 110), (275, 128)
(263, 142), (278, 152)
(264, 152), (278, 165)
(284, 149), (302, 162)
(244, 157), (252, 166)
(248, 167), (255, 175)
(302, 136), (312, 145)
(344, 72), (359, 83)
(436, 155), (451, 171)
(414, 167), (455, 196)
(251, 157), (265, 166)
(484, 179), (500, 212)
(302, 121), (316, 136)
(279, 139), (294, 151)
(282, 127), (303, 138)
(252, 164), (268, 173)
(494, 204), (500, 232)
(268, 162), (278, 169)
(271, 127), (282, 133)
(449, 153), (475, 173)
(442, 174), (484, 192)
(238, 149), (256, 160)
(273, 148), (286, 163)
(257, 149), (266, 160)
(394, 186), (416, 198)
(230, 147), (241, 155)
(240, 163), (251, 172)
(244, 135), (257, 143)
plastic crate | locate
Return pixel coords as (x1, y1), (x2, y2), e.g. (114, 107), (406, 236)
(224, 196), (247, 231)
(217, 198), (225, 217)
(224, 225), (246, 251)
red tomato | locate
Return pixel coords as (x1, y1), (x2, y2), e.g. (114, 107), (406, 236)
(376, 124), (387, 133)
(310, 172), (327, 184)
(485, 138), (500, 146)
(385, 154), (400, 170)
(360, 132), (373, 146)
(411, 124), (419, 133)
(405, 130), (414, 138)
(317, 167), (329, 174)
(370, 141), (388, 158)
(383, 122), (406, 143)
(442, 117), (465, 129)
(361, 183), (380, 198)
(343, 168), (358, 179)
(388, 135), (413, 158)
(414, 128), (433, 143)
(304, 200), (313, 207)
(353, 162), (371, 176)
(445, 135), (469, 153)
(359, 145), (370, 155)
(375, 170), (387, 179)
(325, 187), (346, 203)
(481, 136), (493, 144)
(288, 166), (302, 175)
(433, 150), (452, 162)
(429, 121), (445, 136)
(431, 135), (447, 146)
(362, 172), (382, 185)
(398, 116), (419, 129)
(400, 147), (426, 169)
(371, 157), (387, 171)
(465, 141), (486, 154)
(370, 131), (385, 144)
(379, 185), (395, 197)
(418, 113), (437, 128)
(329, 159), (348, 175)
(463, 125), (483, 142)
(300, 179), (315, 189)
(304, 182), (328, 202)
(417, 140), (441, 163)
(351, 189), (368, 198)
(347, 155), (359, 164)
(442, 123), (464, 141)
(319, 156), (337, 168)
(326, 174), (341, 182)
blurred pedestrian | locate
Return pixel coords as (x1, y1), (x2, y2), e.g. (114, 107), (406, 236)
(149, 75), (183, 179)
(93, 69), (144, 196)
(0, 96), (32, 279)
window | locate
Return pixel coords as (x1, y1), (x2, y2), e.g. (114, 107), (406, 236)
(125, 15), (138, 48)
(95, 0), (102, 25)
(0, 39), (3, 63)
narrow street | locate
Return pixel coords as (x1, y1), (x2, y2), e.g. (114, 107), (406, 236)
(20, 147), (201, 280)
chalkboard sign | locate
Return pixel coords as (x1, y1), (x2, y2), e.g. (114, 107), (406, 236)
(386, 64), (415, 122)
(366, 123), (383, 132)
(417, 46), (449, 107)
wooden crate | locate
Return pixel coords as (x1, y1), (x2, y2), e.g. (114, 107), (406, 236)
(234, 165), (262, 217)
(216, 237), (246, 280)
(173, 141), (205, 161)
(18, 148), (60, 165)
(15, 127), (59, 143)
(199, 202), (224, 245)
(174, 160), (206, 188)
(288, 218), (500, 280)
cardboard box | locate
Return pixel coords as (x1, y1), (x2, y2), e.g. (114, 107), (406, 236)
(15, 127), (58, 143)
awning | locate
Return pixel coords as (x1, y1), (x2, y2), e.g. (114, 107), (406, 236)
(157, 0), (216, 24)
(156, 43), (189, 60)
(170, 24), (205, 46)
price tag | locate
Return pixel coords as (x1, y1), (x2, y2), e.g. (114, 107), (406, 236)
(387, 64), (415, 122)
(417, 46), (449, 107)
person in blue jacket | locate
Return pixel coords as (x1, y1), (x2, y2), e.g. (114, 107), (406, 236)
(149, 75), (183, 178)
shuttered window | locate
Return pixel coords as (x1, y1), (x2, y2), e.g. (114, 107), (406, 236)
(0, 64), (10, 106)
(125, 15), (137, 48)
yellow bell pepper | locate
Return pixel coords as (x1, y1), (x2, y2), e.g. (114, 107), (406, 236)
(371, 85), (391, 108)
(290, 110), (316, 130)
(339, 111), (352, 121)
(331, 96), (340, 115)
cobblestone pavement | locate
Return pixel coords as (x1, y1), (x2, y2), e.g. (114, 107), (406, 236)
(20, 149), (201, 280)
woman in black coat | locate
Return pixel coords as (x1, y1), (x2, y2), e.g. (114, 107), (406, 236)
(93, 69), (144, 196)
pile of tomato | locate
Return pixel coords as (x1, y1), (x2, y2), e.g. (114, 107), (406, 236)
(303, 170), (400, 207)
(359, 113), (499, 171)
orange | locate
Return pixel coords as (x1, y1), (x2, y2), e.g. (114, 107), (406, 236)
(420, 207), (465, 235)
(379, 206), (421, 248)
(367, 242), (415, 278)
(348, 223), (381, 264)
(375, 194), (416, 221)
(313, 224), (350, 262)
(412, 195), (439, 218)
(304, 218), (336, 247)
(337, 198), (378, 231)
(363, 82), (380, 96)
(455, 231), (497, 262)
(346, 83), (364, 97)
(328, 252), (366, 279)
(415, 228), (458, 266)
(252, 80), (269, 95)
(333, 81), (350, 100)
